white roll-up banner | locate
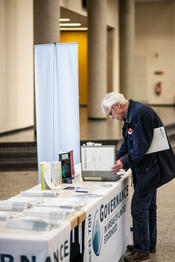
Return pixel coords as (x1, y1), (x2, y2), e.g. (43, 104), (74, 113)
(35, 43), (80, 180)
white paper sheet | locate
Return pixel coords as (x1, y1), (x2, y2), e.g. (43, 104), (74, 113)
(81, 146), (115, 171)
(146, 127), (169, 154)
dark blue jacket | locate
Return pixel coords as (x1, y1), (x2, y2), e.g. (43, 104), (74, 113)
(116, 99), (175, 191)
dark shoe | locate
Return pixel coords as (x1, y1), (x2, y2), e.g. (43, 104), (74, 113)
(150, 248), (156, 253)
(127, 245), (156, 253)
(130, 226), (133, 232)
(127, 245), (135, 252)
(124, 251), (150, 261)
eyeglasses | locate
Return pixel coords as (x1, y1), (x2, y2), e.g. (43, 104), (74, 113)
(108, 105), (115, 119)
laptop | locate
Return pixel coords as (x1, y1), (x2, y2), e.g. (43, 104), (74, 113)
(81, 145), (120, 182)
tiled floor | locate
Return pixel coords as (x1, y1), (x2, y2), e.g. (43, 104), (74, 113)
(120, 178), (175, 262)
(0, 171), (38, 200)
(0, 105), (175, 261)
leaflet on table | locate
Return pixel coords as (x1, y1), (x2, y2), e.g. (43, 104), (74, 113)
(83, 183), (113, 188)
(0, 211), (19, 221)
(23, 206), (75, 223)
(12, 196), (44, 205)
(51, 161), (62, 185)
(64, 183), (113, 190)
(5, 215), (54, 231)
(38, 198), (87, 209)
(0, 200), (33, 212)
(40, 161), (62, 190)
(21, 190), (59, 198)
(72, 193), (104, 199)
(74, 163), (81, 177)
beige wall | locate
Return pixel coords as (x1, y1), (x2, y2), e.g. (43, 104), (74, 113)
(0, 0), (5, 131)
(0, 0), (34, 133)
(60, 0), (87, 17)
(135, 0), (175, 105)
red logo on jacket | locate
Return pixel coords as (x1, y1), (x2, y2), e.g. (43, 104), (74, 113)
(128, 128), (133, 135)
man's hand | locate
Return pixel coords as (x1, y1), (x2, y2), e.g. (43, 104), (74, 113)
(112, 159), (123, 174)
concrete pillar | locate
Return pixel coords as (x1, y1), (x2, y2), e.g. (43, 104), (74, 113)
(34, 0), (60, 44)
(33, 0), (60, 134)
(88, 0), (107, 119)
(119, 0), (135, 99)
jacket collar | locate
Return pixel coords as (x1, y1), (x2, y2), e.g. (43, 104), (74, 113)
(125, 99), (135, 124)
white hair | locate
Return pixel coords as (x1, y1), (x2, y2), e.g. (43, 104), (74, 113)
(101, 92), (128, 114)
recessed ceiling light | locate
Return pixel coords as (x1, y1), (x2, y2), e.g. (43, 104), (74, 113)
(60, 27), (88, 31)
(59, 18), (71, 22)
(60, 23), (82, 27)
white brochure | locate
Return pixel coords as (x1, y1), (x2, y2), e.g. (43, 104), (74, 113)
(146, 127), (169, 154)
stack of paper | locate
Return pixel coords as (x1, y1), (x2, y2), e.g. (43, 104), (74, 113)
(0, 211), (19, 221)
(21, 190), (59, 198)
(23, 206), (75, 223)
(6, 215), (53, 231)
(0, 200), (32, 212)
(38, 198), (87, 210)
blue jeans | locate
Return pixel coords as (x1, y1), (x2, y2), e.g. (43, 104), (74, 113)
(131, 188), (157, 253)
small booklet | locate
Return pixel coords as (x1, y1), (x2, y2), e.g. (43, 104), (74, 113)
(40, 161), (62, 190)
(59, 152), (72, 183)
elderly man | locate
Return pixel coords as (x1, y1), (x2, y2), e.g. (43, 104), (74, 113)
(101, 92), (175, 261)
